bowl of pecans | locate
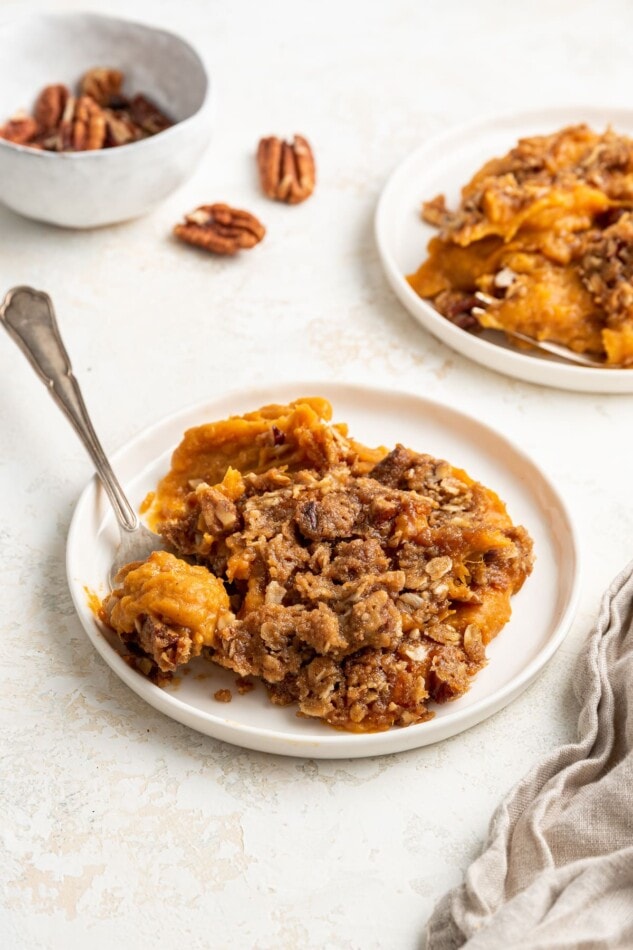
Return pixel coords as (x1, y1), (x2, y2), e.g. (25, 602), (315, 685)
(0, 12), (212, 228)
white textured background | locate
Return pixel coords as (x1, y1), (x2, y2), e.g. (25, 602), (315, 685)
(1, 0), (633, 947)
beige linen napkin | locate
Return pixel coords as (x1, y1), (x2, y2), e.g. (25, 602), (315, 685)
(426, 561), (633, 949)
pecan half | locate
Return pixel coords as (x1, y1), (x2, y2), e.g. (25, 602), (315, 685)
(80, 68), (125, 107)
(34, 84), (70, 132)
(58, 96), (106, 151)
(0, 112), (39, 145)
(257, 134), (316, 204)
(174, 204), (266, 255)
(129, 94), (172, 135)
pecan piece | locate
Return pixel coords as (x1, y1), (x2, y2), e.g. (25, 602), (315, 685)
(34, 84), (70, 132)
(433, 290), (482, 331)
(174, 204), (266, 255)
(0, 112), (39, 145)
(80, 68), (125, 107)
(30, 133), (59, 151)
(103, 108), (141, 147)
(421, 194), (454, 228)
(257, 134), (316, 204)
(129, 94), (172, 135)
(58, 95), (106, 151)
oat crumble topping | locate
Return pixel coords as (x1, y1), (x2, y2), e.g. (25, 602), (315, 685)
(103, 399), (533, 733)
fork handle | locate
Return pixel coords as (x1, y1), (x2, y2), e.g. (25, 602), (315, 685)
(0, 286), (138, 531)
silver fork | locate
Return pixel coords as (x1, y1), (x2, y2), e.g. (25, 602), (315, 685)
(0, 285), (160, 585)
(472, 291), (622, 369)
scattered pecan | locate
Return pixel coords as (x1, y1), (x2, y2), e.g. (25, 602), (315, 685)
(129, 94), (172, 135)
(80, 68), (125, 107)
(0, 113), (39, 145)
(58, 95), (106, 151)
(257, 134), (316, 204)
(174, 204), (266, 255)
(34, 84), (70, 132)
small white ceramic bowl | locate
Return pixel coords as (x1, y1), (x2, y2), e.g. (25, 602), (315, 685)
(0, 12), (213, 228)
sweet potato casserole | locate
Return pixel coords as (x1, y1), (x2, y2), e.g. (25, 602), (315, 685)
(408, 124), (633, 366)
(102, 398), (533, 732)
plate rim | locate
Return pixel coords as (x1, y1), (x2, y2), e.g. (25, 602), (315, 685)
(375, 104), (633, 392)
(66, 380), (582, 757)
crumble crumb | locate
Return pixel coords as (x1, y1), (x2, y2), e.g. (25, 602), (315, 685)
(214, 689), (232, 703)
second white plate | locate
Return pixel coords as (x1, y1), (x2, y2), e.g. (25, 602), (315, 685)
(375, 106), (633, 393)
(67, 382), (580, 758)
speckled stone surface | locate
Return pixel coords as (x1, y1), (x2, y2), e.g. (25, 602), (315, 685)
(1, 0), (633, 947)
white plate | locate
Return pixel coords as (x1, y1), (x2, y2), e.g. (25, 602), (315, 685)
(375, 106), (633, 393)
(67, 382), (580, 758)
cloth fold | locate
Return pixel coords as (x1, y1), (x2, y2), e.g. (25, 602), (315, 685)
(426, 560), (633, 949)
